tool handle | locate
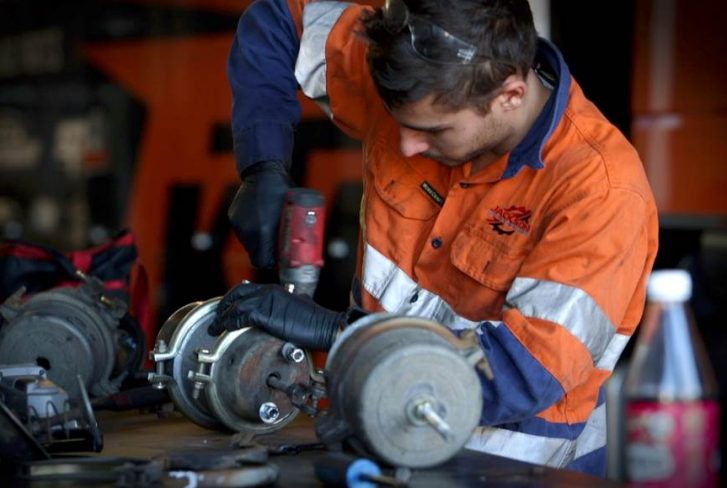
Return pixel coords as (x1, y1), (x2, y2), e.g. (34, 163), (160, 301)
(277, 188), (326, 296)
(315, 452), (380, 488)
(315, 452), (406, 488)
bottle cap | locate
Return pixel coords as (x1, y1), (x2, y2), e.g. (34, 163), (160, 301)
(647, 269), (692, 302)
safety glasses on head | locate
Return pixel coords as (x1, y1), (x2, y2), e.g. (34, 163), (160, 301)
(382, 0), (479, 64)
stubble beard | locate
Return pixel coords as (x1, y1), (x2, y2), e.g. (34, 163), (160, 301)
(422, 144), (489, 168)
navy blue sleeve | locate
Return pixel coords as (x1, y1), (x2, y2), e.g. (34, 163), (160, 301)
(227, 0), (301, 176)
(454, 322), (565, 425)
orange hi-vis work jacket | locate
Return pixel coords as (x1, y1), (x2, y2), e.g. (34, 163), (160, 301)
(228, 0), (659, 476)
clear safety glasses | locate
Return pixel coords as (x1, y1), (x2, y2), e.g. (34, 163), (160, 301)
(382, 0), (479, 64)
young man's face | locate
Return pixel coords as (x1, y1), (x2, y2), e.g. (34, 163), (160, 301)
(389, 93), (513, 170)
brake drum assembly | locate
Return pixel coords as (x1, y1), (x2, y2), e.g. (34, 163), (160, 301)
(0, 280), (132, 400)
(148, 297), (313, 434)
(318, 314), (485, 468)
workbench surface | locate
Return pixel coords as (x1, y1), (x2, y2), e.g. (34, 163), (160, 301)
(9, 409), (623, 487)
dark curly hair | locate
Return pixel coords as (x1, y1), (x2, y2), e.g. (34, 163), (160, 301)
(363, 0), (537, 113)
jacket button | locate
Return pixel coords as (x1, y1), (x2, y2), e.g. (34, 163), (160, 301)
(410, 292), (419, 303)
(431, 237), (442, 249)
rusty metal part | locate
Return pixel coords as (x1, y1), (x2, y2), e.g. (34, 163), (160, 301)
(149, 298), (313, 434)
(266, 372), (325, 417)
(318, 314), (483, 469)
(196, 327), (312, 433)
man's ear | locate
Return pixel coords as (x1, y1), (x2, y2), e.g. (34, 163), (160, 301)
(498, 75), (526, 111)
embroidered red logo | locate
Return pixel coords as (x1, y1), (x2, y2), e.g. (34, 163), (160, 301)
(488, 206), (532, 235)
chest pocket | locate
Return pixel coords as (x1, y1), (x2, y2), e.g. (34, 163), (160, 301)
(450, 225), (529, 292)
(367, 141), (441, 221)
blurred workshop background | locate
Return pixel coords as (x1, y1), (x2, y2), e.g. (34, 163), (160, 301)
(0, 0), (726, 479)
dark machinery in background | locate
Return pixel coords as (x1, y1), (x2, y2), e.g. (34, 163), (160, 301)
(0, 275), (142, 400)
(0, 271), (153, 461)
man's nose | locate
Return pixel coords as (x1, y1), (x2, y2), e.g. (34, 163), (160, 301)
(399, 127), (430, 157)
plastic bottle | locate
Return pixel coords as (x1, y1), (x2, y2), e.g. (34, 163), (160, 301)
(624, 269), (721, 486)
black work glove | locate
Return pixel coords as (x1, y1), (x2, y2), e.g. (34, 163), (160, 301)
(209, 282), (343, 351)
(228, 160), (292, 269)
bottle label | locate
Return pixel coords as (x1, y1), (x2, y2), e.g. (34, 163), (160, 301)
(625, 400), (720, 487)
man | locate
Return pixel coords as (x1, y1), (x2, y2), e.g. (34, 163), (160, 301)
(212, 0), (659, 476)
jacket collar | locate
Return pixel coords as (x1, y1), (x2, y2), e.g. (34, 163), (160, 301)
(502, 38), (571, 179)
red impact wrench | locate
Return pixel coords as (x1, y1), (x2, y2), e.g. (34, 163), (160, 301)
(277, 188), (326, 297)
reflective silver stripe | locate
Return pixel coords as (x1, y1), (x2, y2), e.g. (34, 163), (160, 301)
(361, 243), (480, 330)
(596, 333), (631, 371)
(294, 2), (350, 101)
(574, 402), (608, 459)
(505, 277), (616, 367)
(465, 403), (607, 468)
